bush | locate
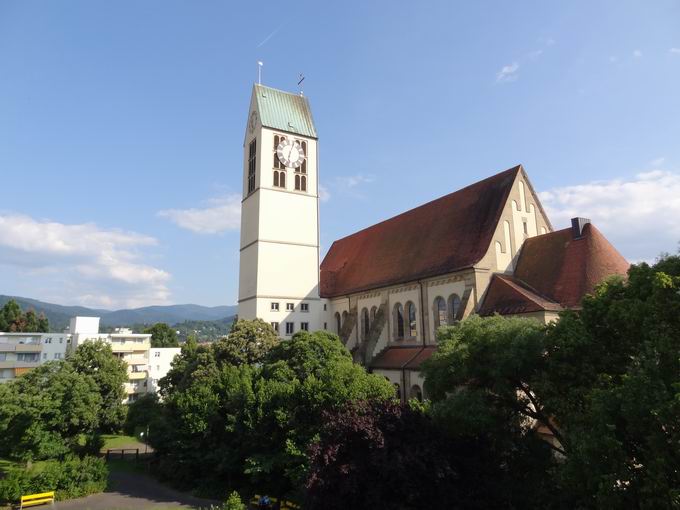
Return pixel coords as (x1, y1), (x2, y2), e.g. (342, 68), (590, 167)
(0, 455), (107, 504)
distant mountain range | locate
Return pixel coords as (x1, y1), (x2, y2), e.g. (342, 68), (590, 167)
(0, 295), (237, 332)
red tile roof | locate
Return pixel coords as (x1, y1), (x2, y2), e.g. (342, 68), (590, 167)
(513, 223), (629, 308)
(478, 274), (563, 316)
(370, 346), (437, 370)
(320, 166), (523, 298)
(480, 223), (629, 315)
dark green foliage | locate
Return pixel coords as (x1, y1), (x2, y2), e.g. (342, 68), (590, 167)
(0, 363), (102, 461)
(0, 299), (49, 332)
(68, 340), (128, 432)
(151, 326), (394, 500)
(144, 322), (180, 347)
(174, 317), (235, 342)
(0, 455), (107, 504)
(124, 393), (162, 436)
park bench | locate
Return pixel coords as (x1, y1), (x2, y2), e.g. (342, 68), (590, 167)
(19, 491), (55, 509)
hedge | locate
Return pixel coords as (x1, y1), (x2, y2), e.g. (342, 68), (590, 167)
(0, 455), (107, 504)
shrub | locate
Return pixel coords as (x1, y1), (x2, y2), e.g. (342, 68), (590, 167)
(0, 455), (107, 504)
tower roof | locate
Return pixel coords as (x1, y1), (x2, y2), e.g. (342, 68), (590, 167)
(320, 166), (522, 298)
(253, 84), (317, 139)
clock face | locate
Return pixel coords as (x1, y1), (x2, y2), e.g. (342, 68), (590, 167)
(276, 139), (305, 168)
(248, 111), (258, 133)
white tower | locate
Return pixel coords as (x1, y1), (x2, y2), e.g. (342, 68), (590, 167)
(238, 84), (323, 336)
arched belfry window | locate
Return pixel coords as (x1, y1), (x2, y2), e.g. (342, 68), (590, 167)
(335, 312), (341, 334)
(362, 308), (370, 339)
(295, 174), (301, 191)
(406, 302), (417, 337)
(448, 294), (462, 323)
(394, 303), (405, 339)
(301, 175), (307, 192)
(247, 138), (257, 194)
(433, 296), (447, 329)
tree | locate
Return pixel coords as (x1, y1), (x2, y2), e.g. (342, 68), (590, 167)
(124, 393), (162, 436)
(0, 300), (49, 332)
(0, 362), (102, 461)
(214, 319), (279, 365)
(151, 326), (394, 500)
(68, 340), (128, 432)
(144, 322), (179, 348)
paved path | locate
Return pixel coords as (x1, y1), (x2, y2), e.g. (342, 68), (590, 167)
(54, 469), (219, 510)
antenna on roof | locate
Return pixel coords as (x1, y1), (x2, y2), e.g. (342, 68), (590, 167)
(257, 61), (263, 85)
(297, 73), (305, 95)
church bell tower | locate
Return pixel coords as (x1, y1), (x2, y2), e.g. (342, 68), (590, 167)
(237, 84), (322, 335)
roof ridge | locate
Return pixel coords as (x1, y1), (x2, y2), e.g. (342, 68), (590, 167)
(330, 165), (522, 245)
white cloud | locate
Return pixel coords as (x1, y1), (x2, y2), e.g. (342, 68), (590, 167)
(0, 214), (170, 308)
(335, 174), (376, 189)
(633, 49), (643, 58)
(496, 62), (519, 83)
(527, 49), (544, 59)
(158, 195), (241, 234)
(318, 184), (331, 202)
(539, 166), (680, 262)
(670, 48), (680, 55)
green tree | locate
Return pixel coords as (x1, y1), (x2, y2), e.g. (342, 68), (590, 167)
(214, 319), (279, 365)
(0, 362), (102, 461)
(68, 340), (128, 432)
(151, 326), (394, 500)
(144, 322), (179, 347)
(0, 299), (23, 332)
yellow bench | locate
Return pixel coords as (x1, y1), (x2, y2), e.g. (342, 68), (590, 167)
(19, 491), (55, 509)
(250, 494), (300, 509)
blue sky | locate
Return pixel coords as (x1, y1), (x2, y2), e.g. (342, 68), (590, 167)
(1, 0), (679, 308)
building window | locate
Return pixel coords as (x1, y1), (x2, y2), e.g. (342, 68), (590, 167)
(271, 302), (280, 312)
(324, 322), (327, 330)
(286, 302), (295, 311)
(523, 219), (528, 236)
(17, 353), (39, 362)
(433, 296), (447, 328)
(407, 302), (417, 337)
(285, 322), (294, 335)
(300, 322), (309, 331)
(394, 303), (405, 339)
(59, 338), (63, 344)
(323, 303), (327, 311)
(42, 353), (47, 360)
(335, 312), (341, 334)
(448, 294), (462, 323)
(271, 322), (279, 333)
(361, 308), (370, 339)
(54, 353), (62, 360)
(342, 311), (349, 331)
(154, 351), (160, 357)
(248, 138), (257, 194)
(301, 303), (309, 312)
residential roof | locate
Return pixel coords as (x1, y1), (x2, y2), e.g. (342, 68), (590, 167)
(513, 223), (629, 308)
(479, 222), (629, 314)
(320, 166), (523, 298)
(370, 345), (437, 370)
(253, 84), (317, 139)
(478, 274), (563, 316)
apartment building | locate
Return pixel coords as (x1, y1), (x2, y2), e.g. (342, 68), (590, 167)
(0, 332), (68, 382)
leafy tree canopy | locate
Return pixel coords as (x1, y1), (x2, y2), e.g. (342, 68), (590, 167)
(0, 362), (102, 461)
(0, 299), (48, 332)
(214, 318), (279, 365)
(144, 322), (179, 348)
(68, 340), (128, 432)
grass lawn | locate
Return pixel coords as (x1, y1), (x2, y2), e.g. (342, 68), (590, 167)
(101, 434), (145, 450)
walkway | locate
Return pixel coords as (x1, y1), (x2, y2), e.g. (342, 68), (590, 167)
(54, 469), (219, 510)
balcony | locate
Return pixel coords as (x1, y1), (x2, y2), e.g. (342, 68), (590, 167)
(0, 360), (41, 369)
(110, 340), (150, 353)
(128, 370), (148, 380)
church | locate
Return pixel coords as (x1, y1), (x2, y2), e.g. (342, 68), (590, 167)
(237, 83), (629, 401)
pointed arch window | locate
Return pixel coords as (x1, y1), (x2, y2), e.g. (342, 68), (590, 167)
(406, 302), (417, 337)
(362, 308), (370, 339)
(335, 312), (341, 334)
(394, 303), (405, 339)
(433, 296), (447, 328)
(448, 294), (462, 323)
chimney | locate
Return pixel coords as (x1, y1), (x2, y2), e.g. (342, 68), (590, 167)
(571, 217), (591, 239)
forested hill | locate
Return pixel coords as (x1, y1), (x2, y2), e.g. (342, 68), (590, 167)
(0, 295), (236, 332)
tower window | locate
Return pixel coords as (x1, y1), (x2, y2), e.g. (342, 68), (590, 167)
(273, 170), (286, 188)
(247, 138), (257, 194)
(273, 135), (287, 169)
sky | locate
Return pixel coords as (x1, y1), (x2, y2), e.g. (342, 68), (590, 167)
(1, 0), (679, 309)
